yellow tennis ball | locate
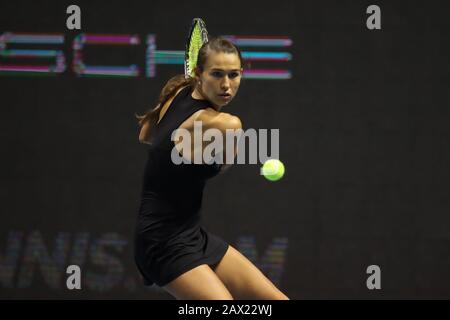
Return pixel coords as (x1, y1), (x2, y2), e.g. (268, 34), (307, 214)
(261, 159), (285, 181)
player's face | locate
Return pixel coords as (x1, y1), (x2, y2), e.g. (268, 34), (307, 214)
(196, 51), (243, 109)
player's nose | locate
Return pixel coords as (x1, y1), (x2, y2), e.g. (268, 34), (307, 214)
(221, 77), (230, 90)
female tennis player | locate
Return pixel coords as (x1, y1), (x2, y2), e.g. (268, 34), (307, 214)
(134, 36), (289, 300)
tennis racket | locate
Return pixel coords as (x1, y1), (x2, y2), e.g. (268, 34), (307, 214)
(184, 18), (209, 79)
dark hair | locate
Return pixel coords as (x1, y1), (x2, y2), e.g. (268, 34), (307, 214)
(196, 36), (244, 74)
(135, 36), (243, 129)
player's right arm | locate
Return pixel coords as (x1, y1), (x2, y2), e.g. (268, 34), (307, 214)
(174, 108), (242, 164)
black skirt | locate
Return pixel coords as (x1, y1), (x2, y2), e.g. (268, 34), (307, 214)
(134, 217), (229, 287)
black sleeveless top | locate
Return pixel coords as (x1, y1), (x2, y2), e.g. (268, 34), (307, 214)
(134, 85), (229, 287)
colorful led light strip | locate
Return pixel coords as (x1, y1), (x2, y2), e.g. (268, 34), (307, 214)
(73, 33), (140, 78)
(0, 32), (66, 76)
(223, 35), (293, 47)
(241, 52), (292, 61)
(244, 69), (292, 79)
(146, 34), (292, 79)
(1, 32), (292, 79)
(146, 35), (187, 77)
(227, 36), (293, 79)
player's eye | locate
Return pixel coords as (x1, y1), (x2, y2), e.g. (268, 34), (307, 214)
(211, 71), (223, 78)
(229, 72), (240, 79)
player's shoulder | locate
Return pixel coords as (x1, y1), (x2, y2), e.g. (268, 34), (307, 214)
(195, 108), (242, 130)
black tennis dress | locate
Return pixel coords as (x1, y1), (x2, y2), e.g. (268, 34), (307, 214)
(134, 85), (229, 287)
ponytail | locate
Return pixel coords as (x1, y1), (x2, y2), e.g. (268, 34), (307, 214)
(135, 74), (196, 129)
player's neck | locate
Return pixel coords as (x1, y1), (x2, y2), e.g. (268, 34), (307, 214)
(191, 87), (206, 100)
(191, 88), (222, 111)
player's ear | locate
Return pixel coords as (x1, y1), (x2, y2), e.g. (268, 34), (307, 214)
(193, 67), (202, 83)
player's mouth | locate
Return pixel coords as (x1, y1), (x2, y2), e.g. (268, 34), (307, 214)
(218, 92), (232, 100)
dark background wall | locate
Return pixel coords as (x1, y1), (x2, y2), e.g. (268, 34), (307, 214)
(1, 0), (449, 299)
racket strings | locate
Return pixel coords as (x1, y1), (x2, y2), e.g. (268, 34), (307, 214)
(185, 18), (209, 78)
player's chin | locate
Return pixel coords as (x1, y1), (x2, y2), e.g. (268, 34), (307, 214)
(217, 97), (233, 107)
(217, 101), (231, 108)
